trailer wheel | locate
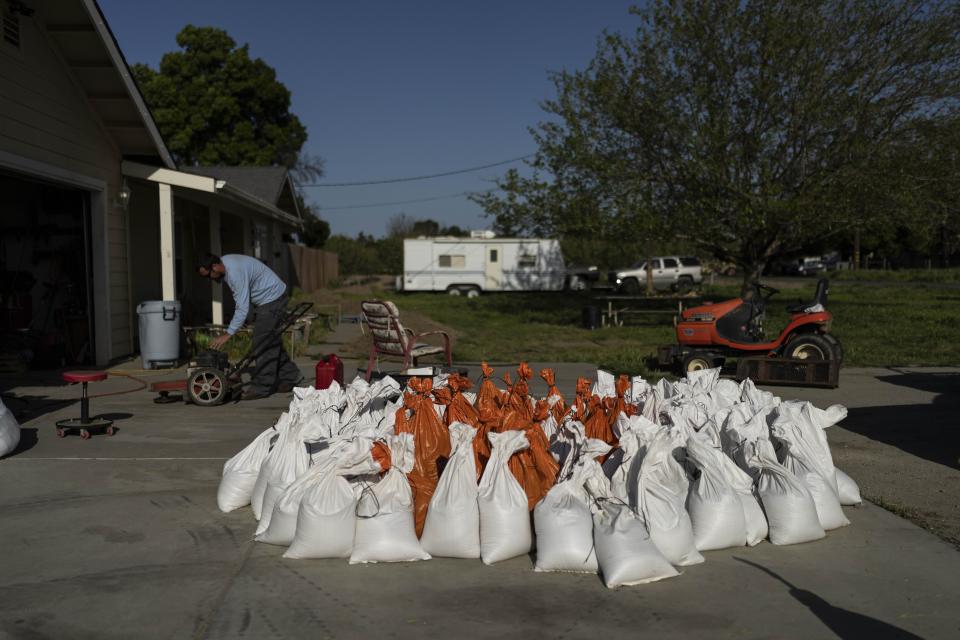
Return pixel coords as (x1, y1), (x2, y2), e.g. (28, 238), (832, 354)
(446, 287), (462, 297)
(465, 287), (481, 298)
(786, 333), (834, 361)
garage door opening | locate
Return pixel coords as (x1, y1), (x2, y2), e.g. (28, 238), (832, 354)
(1, 171), (95, 371)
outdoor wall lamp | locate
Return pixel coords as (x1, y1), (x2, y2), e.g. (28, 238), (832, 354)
(115, 179), (131, 211)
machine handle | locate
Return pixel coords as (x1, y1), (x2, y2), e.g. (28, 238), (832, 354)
(162, 306), (178, 321)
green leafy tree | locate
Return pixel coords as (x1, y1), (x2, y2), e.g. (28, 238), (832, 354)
(132, 25), (310, 169)
(474, 0), (960, 292)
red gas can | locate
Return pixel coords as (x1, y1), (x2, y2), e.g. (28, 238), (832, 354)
(315, 354), (344, 390)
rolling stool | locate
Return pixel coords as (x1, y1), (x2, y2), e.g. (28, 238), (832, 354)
(56, 371), (114, 439)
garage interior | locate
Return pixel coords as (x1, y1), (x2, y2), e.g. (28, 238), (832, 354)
(0, 170), (94, 371)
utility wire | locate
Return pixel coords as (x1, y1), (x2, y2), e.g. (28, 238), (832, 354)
(320, 189), (499, 212)
(300, 154), (533, 187)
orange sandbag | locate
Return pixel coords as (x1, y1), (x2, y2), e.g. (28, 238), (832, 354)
(501, 364), (559, 510)
(446, 374), (480, 427)
(584, 394), (616, 445)
(610, 374), (636, 424)
(398, 377), (450, 537)
(540, 368), (567, 423)
(371, 440), (392, 472)
(474, 363), (503, 473)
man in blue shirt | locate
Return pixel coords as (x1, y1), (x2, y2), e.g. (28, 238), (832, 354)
(197, 253), (302, 399)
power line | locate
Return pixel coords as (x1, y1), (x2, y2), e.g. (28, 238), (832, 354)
(320, 189), (498, 212)
(299, 154), (533, 187)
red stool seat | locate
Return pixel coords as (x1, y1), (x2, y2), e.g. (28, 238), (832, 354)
(62, 371), (108, 383)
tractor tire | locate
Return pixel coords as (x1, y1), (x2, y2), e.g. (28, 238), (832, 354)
(682, 352), (714, 373)
(621, 278), (641, 294)
(785, 333), (836, 361)
(823, 333), (844, 364)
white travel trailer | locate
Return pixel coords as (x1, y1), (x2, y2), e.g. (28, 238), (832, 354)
(398, 236), (566, 295)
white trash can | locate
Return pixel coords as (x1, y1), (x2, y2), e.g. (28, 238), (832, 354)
(137, 300), (181, 369)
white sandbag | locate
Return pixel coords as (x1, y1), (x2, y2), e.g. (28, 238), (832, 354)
(256, 429), (311, 535)
(836, 468), (862, 506)
(533, 439), (610, 574)
(755, 460), (825, 545)
(593, 501), (679, 588)
(739, 492), (768, 546)
(534, 482), (597, 573)
(685, 436), (747, 551)
(781, 448), (849, 530)
(256, 470), (315, 546)
(709, 440), (767, 545)
(639, 434), (703, 566)
(285, 475), (357, 558)
(420, 423), (481, 559)
(251, 412), (294, 519)
(285, 438), (386, 558)
(478, 430), (532, 565)
(0, 398), (21, 458)
(350, 434), (430, 563)
(217, 427), (276, 512)
(771, 408), (849, 531)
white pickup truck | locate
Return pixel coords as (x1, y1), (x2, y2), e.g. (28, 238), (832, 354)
(609, 256), (703, 293)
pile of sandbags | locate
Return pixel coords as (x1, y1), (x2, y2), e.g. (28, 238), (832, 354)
(0, 398), (21, 458)
(215, 363), (861, 588)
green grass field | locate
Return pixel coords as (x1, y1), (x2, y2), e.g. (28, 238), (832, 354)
(362, 280), (960, 374)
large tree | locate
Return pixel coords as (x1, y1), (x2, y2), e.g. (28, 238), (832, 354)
(132, 25), (311, 169)
(474, 0), (960, 289)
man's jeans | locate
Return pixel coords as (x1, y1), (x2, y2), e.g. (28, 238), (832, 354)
(249, 296), (301, 395)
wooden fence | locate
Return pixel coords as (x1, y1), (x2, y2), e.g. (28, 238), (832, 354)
(287, 243), (339, 292)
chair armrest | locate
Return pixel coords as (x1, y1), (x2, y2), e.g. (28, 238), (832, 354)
(411, 329), (451, 350)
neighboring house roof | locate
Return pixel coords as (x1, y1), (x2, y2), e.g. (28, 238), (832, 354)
(182, 166), (302, 220)
(38, 0), (176, 168)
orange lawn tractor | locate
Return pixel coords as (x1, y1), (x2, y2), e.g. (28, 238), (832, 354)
(661, 278), (842, 375)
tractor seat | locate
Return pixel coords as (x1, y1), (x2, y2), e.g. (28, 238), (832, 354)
(63, 371), (109, 384)
(786, 278), (829, 313)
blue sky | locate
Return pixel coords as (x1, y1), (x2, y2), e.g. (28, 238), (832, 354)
(99, 1), (641, 237)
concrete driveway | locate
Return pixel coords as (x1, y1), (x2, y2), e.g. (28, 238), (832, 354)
(1, 361), (957, 639)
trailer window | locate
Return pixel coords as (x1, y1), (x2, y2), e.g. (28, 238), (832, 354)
(438, 254), (465, 268)
(489, 249), (498, 263)
(518, 254), (536, 268)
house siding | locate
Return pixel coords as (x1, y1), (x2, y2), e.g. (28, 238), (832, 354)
(0, 14), (131, 360)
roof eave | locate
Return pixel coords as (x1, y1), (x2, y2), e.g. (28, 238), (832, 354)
(83, 0), (176, 169)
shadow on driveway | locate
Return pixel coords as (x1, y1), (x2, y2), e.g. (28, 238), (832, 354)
(841, 371), (959, 470)
(735, 558), (923, 639)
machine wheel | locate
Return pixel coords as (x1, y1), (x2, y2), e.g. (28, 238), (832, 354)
(187, 368), (229, 406)
(682, 352), (714, 373)
(56, 428), (66, 438)
(786, 333), (835, 361)
(675, 276), (694, 294)
(80, 429), (91, 440)
(823, 333), (844, 363)
(621, 278), (641, 294)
